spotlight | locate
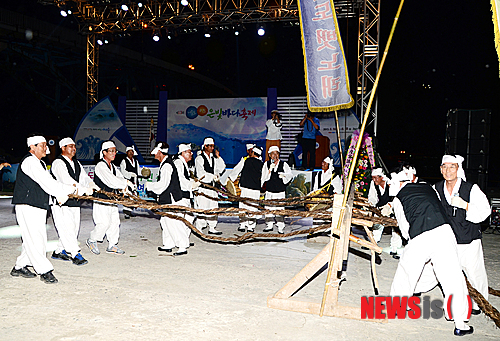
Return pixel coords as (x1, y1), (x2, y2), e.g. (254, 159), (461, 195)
(121, 4), (129, 11)
(153, 32), (160, 41)
(67, 9), (72, 14)
(104, 39), (109, 44)
(235, 31), (239, 36)
(60, 10), (68, 17)
(204, 32), (211, 38)
(181, 0), (188, 6)
(137, 2), (143, 7)
(97, 39), (103, 45)
(257, 25), (265, 36)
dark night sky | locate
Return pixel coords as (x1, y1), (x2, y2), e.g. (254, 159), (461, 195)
(1, 1), (499, 183)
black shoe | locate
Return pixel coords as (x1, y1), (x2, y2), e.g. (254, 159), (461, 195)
(158, 246), (173, 252)
(454, 326), (473, 336)
(237, 227), (245, 232)
(40, 271), (58, 284)
(72, 253), (88, 266)
(173, 250), (188, 256)
(10, 266), (36, 278)
(189, 242), (195, 247)
(392, 254), (400, 260)
(124, 215), (130, 219)
(208, 230), (222, 235)
(51, 250), (71, 261)
(471, 309), (481, 315)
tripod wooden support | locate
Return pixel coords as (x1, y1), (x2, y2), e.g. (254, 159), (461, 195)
(267, 191), (386, 322)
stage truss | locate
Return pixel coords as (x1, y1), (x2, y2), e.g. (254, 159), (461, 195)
(39, 0), (380, 128)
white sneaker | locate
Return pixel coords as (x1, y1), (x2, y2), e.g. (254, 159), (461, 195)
(106, 245), (125, 254)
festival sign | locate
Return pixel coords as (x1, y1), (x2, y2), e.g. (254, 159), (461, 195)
(298, 0), (354, 111)
(167, 98), (267, 165)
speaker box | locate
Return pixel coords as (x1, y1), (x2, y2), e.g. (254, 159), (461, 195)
(467, 154), (489, 170)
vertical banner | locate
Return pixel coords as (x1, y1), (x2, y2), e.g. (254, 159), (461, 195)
(492, 0), (500, 75)
(298, 0), (354, 111)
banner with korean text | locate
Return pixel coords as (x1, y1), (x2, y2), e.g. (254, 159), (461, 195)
(298, 0), (354, 111)
(166, 97), (267, 165)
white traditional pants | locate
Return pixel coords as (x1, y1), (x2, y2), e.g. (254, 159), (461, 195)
(90, 202), (120, 247)
(160, 198), (193, 252)
(15, 205), (53, 275)
(51, 205), (81, 256)
(194, 187), (218, 231)
(239, 187), (261, 231)
(414, 239), (488, 311)
(457, 240), (488, 310)
(390, 225), (469, 329)
(265, 191), (285, 232)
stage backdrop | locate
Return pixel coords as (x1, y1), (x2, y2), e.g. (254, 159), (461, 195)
(166, 98), (267, 165)
(74, 97), (144, 163)
(318, 112), (360, 166)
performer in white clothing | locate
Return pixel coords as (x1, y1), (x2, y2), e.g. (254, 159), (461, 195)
(50, 137), (97, 266)
(261, 146), (293, 233)
(120, 145), (141, 218)
(265, 110), (282, 161)
(228, 146), (264, 232)
(389, 170), (473, 336)
(194, 137), (226, 235)
(310, 157), (342, 194)
(146, 142), (192, 256)
(86, 140), (134, 255)
(11, 134), (75, 284)
(417, 155), (491, 315)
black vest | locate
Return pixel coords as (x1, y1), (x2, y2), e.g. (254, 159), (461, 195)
(176, 158), (192, 199)
(158, 159), (183, 204)
(240, 157), (263, 191)
(52, 155), (81, 207)
(265, 160), (288, 193)
(375, 183), (392, 207)
(93, 160), (119, 200)
(434, 180), (482, 244)
(200, 153), (214, 174)
(396, 183), (451, 240)
(312, 171), (335, 195)
(12, 154), (50, 210)
(124, 157), (138, 184)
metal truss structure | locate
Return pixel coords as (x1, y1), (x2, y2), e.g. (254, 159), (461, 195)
(40, 0), (380, 125)
(356, 0), (380, 134)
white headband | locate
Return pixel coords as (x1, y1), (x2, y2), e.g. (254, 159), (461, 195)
(59, 137), (75, 148)
(268, 146), (280, 154)
(126, 146), (138, 155)
(405, 166), (416, 176)
(203, 137), (215, 146)
(27, 136), (46, 147)
(371, 168), (384, 177)
(442, 154), (466, 181)
(388, 170), (412, 196)
(101, 141), (116, 152)
(178, 143), (191, 153)
(253, 146), (262, 156)
(151, 142), (169, 155)
(246, 143), (256, 150)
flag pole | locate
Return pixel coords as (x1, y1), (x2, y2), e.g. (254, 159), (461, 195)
(334, 110), (344, 169)
(320, 0), (405, 316)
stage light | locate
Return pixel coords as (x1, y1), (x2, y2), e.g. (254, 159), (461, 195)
(153, 33), (160, 41)
(137, 2), (143, 7)
(121, 4), (129, 11)
(257, 25), (265, 36)
(97, 39), (103, 45)
(60, 10), (68, 17)
(67, 9), (72, 14)
(205, 32), (211, 38)
(181, 0), (188, 5)
(104, 39), (109, 44)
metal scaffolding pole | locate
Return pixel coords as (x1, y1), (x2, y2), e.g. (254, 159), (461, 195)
(86, 33), (99, 111)
(356, 0), (380, 135)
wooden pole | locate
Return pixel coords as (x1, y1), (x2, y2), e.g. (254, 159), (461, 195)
(320, 0), (406, 316)
(334, 110), (344, 169)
